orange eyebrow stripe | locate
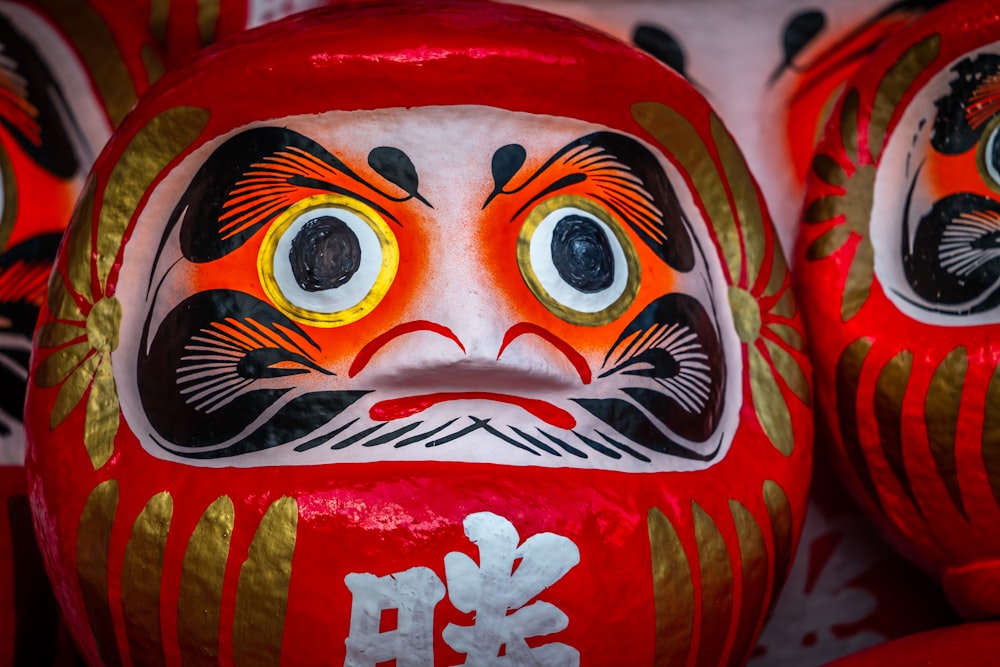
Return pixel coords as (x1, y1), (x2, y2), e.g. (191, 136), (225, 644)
(967, 72), (1000, 130)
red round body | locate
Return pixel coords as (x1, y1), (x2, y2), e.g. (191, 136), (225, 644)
(0, 1), (158, 664)
(822, 621), (1000, 667)
(794, 0), (1000, 619)
(26, 2), (812, 664)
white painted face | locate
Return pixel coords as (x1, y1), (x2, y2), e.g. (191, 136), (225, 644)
(113, 106), (743, 472)
(505, 0), (938, 254)
(871, 42), (1000, 326)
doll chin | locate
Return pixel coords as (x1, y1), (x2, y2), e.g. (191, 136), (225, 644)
(941, 559), (1000, 619)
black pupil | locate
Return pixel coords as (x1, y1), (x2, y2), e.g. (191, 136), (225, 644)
(551, 214), (615, 293)
(289, 216), (361, 292)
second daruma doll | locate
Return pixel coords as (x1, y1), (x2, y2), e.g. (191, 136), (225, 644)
(26, 1), (812, 664)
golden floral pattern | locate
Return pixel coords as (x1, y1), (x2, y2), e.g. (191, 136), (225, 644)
(633, 102), (810, 456)
(33, 107), (210, 469)
(802, 36), (941, 321)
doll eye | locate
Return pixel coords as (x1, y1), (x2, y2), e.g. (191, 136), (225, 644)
(978, 115), (1000, 192)
(259, 194), (398, 327)
(517, 194), (639, 325)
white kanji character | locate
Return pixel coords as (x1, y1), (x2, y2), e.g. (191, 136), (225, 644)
(442, 511), (580, 667)
(343, 566), (445, 667)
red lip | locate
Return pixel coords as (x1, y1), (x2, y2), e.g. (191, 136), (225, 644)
(369, 392), (577, 429)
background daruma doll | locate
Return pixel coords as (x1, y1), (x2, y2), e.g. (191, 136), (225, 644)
(795, 0), (1000, 620)
(0, 0), (160, 663)
(25, 1), (812, 664)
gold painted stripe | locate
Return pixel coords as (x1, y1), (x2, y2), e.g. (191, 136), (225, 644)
(982, 365), (1000, 509)
(76, 480), (122, 667)
(925, 347), (968, 518)
(233, 497), (297, 667)
(121, 492), (172, 667)
(0, 139), (17, 252)
(762, 481), (793, 593)
(874, 350), (920, 511)
(767, 323), (803, 352)
(197, 0), (220, 47)
(812, 153), (848, 189)
(98, 106), (209, 288)
(64, 176), (97, 300)
(149, 0), (168, 46)
(764, 337), (810, 405)
(771, 289), (796, 319)
(842, 234), (873, 321)
(84, 353), (119, 469)
(30, 0), (137, 126)
(632, 101), (741, 284)
(647, 507), (694, 667)
(710, 114), (764, 288)
(869, 35), (941, 161)
(841, 89), (860, 166)
(764, 245), (788, 299)
(178, 496), (234, 667)
(728, 500), (768, 665)
(750, 345), (794, 456)
(142, 45), (165, 85)
(692, 502), (733, 667)
(836, 338), (882, 509)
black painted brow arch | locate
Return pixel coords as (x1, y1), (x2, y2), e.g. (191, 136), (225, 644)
(490, 131), (697, 273)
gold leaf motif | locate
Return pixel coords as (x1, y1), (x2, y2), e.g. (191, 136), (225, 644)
(0, 140), (16, 252)
(836, 339), (883, 510)
(728, 500), (768, 665)
(30, 0), (137, 126)
(84, 355), (119, 469)
(869, 35), (941, 161)
(233, 497), (298, 667)
(766, 323), (803, 351)
(842, 236), (873, 321)
(178, 497), (235, 667)
(198, 0), (220, 46)
(37, 321), (87, 349)
(750, 347), (794, 456)
(65, 178), (96, 300)
(925, 347), (968, 518)
(728, 287), (761, 344)
(763, 246), (788, 299)
(49, 352), (99, 429)
(647, 507), (694, 667)
(141, 45), (164, 85)
(764, 338), (811, 405)
(36, 341), (91, 389)
(841, 89), (860, 166)
(812, 154), (848, 188)
(711, 115), (765, 287)
(98, 106), (210, 286)
(632, 101), (741, 284)
(982, 366), (1000, 509)
(122, 493), (172, 667)
(771, 289), (796, 319)
(802, 196), (844, 225)
(874, 351), (919, 510)
(692, 502), (734, 667)
(806, 225), (851, 260)
(762, 481), (793, 592)
(77, 480), (121, 667)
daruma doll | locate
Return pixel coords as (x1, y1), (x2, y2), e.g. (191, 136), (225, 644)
(795, 0), (1000, 620)
(0, 0), (160, 663)
(25, 1), (812, 664)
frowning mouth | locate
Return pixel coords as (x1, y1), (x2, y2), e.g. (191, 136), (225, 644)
(370, 392), (577, 429)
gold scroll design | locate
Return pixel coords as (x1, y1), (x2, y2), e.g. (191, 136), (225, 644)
(648, 491), (784, 666)
(29, 0), (139, 127)
(75, 492), (293, 666)
(632, 101), (810, 457)
(802, 35), (941, 321)
(34, 106), (209, 470)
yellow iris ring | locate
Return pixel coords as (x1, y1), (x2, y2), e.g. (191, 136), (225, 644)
(517, 194), (640, 326)
(258, 194), (398, 327)
(976, 114), (1000, 195)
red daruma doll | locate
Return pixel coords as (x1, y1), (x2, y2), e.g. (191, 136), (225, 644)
(25, 1), (812, 664)
(795, 0), (1000, 620)
(0, 0), (159, 663)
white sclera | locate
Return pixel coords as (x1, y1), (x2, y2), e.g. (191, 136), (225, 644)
(528, 206), (630, 314)
(272, 205), (384, 314)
